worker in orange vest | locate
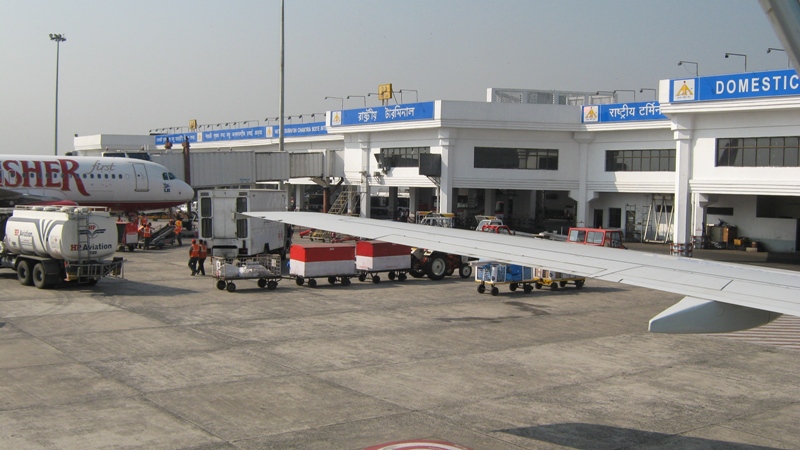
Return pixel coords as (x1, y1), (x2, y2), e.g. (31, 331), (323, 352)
(174, 218), (183, 246)
(188, 239), (200, 276)
(197, 239), (208, 276)
(141, 222), (153, 250)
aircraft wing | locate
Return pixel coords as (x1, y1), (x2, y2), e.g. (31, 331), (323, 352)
(244, 211), (800, 334)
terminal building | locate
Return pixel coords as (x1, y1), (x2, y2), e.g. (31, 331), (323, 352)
(72, 68), (800, 254)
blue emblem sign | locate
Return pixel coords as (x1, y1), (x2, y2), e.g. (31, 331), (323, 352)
(670, 69), (800, 102)
(331, 102), (435, 127)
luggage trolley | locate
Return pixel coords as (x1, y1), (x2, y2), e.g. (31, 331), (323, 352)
(471, 260), (537, 296)
(289, 242), (356, 287)
(212, 254), (282, 293)
(355, 240), (411, 283)
(534, 268), (585, 291)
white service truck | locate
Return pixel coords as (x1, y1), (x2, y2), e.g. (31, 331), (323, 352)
(0, 206), (124, 288)
(198, 188), (290, 259)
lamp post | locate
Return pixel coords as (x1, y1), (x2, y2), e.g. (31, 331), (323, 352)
(768, 47), (790, 68)
(346, 95), (366, 107)
(613, 89), (636, 102)
(678, 60), (699, 76)
(397, 89), (418, 103)
(724, 52), (747, 71)
(49, 33), (66, 156)
(639, 88), (657, 100)
(325, 96), (343, 110)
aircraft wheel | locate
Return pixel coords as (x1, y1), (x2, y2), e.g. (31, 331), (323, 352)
(491, 286), (499, 296)
(257, 278), (267, 288)
(328, 276), (337, 285)
(33, 263), (50, 289)
(425, 253), (448, 281)
(459, 264), (472, 278)
(523, 284), (533, 294)
(216, 280), (226, 290)
(296, 277), (305, 286)
(17, 260), (33, 286)
(477, 284), (486, 294)
(341, 277), (351, 286)
(267, 280), (278, 290)
(308, 278), (317, 287)
(509, 283), (518, 291)
(226, 282), (236, 292)
(358, 273), (367, 282)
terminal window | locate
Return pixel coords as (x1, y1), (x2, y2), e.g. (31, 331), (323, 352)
(716, 137), (800, 167)
(474, 147), (558, 170)
(605, 149), (675, 172)
(377, 147), (430, 168)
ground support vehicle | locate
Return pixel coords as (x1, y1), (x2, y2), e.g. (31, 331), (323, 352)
(289, 242), (356, 287)
(141, 223), (175, 250)
(472, 260), (536, 296)
(212, 254), (281, 293)
(355, 240), (411, 283)
(534, 268), (585, 290)
(116, 221), (139, 252)
(1, 206), (124, 289)
(198, 188), (289, 259)
(409, 212), (473, 280)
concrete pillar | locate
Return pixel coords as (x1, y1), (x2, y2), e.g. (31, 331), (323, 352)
(293, 184), (304, 210)
(438, 129), (456, 213)
(572, 131), (595, 228)
(672, 115), (694, 256)
(358, 133), (371, 218)
(692, 192), (709, 248)
(484, 189), (496, 216)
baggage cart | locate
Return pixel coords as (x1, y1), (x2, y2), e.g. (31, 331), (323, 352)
(355, 240), (411, 283)
(212, 254), (282, 293)
(471, 260), (537, 296)
(289, 242), (356, 287)
(534, 268), (586, 290)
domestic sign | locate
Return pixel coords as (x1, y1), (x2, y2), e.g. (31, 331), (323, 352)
(670, 69), (800, 102)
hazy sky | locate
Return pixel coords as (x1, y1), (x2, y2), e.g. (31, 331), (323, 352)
(0, 0), (787, 156)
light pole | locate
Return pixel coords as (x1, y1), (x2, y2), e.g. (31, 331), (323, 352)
(613, 89), (636, 102)
(639, 88), (657, 100)
(678, 60), (699, 76)
(346, 95), (366, 107)
(768, 47), (790, 68)
(725, 52), (747, 72)
(49, 33), (66, 156)
(397, 89), (418, 103)
(325, 96), (343, 110)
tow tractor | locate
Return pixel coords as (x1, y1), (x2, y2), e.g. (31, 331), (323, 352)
(409, 212), (472, 280)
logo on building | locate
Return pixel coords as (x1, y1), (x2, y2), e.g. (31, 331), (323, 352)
(582, 106), (599, 122)
(331, 111), (342, 126)
(673, 79), (695, 101)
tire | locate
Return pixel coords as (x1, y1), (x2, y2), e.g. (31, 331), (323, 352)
(257, 278), (267, 288)
(226, 282), (236, 292)
(551, 283), (559, 291)
(328, 276), (337, 285)
(509, 283), (518, 292)
(358, 273), (366, 282)
(128, 245), (136, 252)
(477, 284), (486, 294)
(388, 271), (396, 281)
(308, 278), (317, 287)
(576, 280), (585, 289)
(216, 280), (226, 290)
(398, 273), (407, 281)
(371, 275), (380, 284)
(267, 280), (278, 290)
(459, 264), (472, 279)
(296, 277), (305, 286)
(424, 253), (448, 281)
(559, 281), (568, 287)
(523, 284), (533, 294)
(491, 286), (499, 296)
(535, 283), (543, 290)
(33, 263), (50, 289)
(409, 260), (425, 278)
(341, 277), (351, 286)
(17, 260), (33, 286)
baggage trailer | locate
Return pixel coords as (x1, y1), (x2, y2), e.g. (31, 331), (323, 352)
(116, 221), (139, 252)
(534, 268), (586, 290)
(290, 242), (356, 287)
(471, 260), (537, 295)
(355, 240), (411, 283)
(212, 254), (282, 293)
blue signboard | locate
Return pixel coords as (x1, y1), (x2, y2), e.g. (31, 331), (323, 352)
(670, 69), (800, 102)
(581, 101), (667, 123)
(330, 101), (435, 127)
(154, 122), (327, 146)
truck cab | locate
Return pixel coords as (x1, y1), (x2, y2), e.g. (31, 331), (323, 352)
(567, 227), (626, 249)
(480, 224), (515, 235)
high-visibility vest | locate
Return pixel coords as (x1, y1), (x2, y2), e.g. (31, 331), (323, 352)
(142, 227), (152, 238)
(175, 220), (183, 234)
(190, 244), (201, 258)
(199, 244), (208, 259)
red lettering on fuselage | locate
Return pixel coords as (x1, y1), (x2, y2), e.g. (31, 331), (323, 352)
(1, 160), (22, 187)
(43, 160), (61, 188)
(0, 158), (90, 196)
(58, 159), (90, 196)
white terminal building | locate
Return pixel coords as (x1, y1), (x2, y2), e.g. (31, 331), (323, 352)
(73, 69), (800, 254)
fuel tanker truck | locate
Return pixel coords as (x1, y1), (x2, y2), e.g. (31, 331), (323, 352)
(0, 205), (123, 289)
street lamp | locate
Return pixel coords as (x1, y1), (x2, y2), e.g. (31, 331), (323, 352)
(725, 53), (747, 71)
(678, 60), (698, 76)
(639, 88), (657, 100)
(325, 96), (343, 110)
(49, 33), (66, 156)
(346, 95), (366, 107)
(613, 89), (636, 102)
(397, 89), (418, 103)
(768, 47), (790, 68)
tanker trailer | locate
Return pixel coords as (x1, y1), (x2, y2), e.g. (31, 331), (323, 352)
(0, 205), (123, 288)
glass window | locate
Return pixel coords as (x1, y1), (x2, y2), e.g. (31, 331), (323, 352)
(605, 149), (674, 172)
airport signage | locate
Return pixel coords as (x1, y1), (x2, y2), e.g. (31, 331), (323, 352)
(330, 101), (435, 127)
(155, 122), (328, 146)
(581, 101), (667, 123)
(670, 69), (800, 102)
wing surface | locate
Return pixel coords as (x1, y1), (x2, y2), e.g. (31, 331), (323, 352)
(245, 211), (800, 332)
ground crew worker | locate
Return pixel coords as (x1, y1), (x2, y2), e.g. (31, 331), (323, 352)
(140, 222), (153, 250)
(197, 239), (208, 276)
(174, 218), (183, 246)
(189, 239), (200, 276)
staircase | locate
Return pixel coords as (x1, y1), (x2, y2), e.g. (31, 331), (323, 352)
(310, 185), (359, 242)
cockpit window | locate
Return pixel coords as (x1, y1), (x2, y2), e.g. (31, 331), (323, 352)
(162, 172), (177, 180)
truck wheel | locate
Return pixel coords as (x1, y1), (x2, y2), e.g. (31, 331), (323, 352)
(308, 278), (317, 287)
(267, 280), (278, 290)
(328, 276), (337, 285)
(226, 282), (236, 292)
(358, 273), (366, 282)
(33, 263), (50, 289)
(398, 272), (407, 281)
(491, 286), (499, 296)
(257, 278), (267, 288)
(371, 275), (380, 284)
(409, 260), (425, 278)
(459, 264), (472, 278)
(576, 280), (585, 289)
(388, 271), (396, 281)
(523, 284), (533, 294)
(17, 260), (33, 286)
(216, 280), (226, 290)
(424, 253), (448, 281)
(509, 283), (518, 291)
(477, 284), (486, 294)
(296, 277), (305, 286)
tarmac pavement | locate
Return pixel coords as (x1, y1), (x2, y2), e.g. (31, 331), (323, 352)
(0, 240), (799, 449)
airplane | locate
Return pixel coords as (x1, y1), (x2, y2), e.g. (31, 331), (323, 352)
(242, 211), (800, 334)
(0, 155), (194, 213)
